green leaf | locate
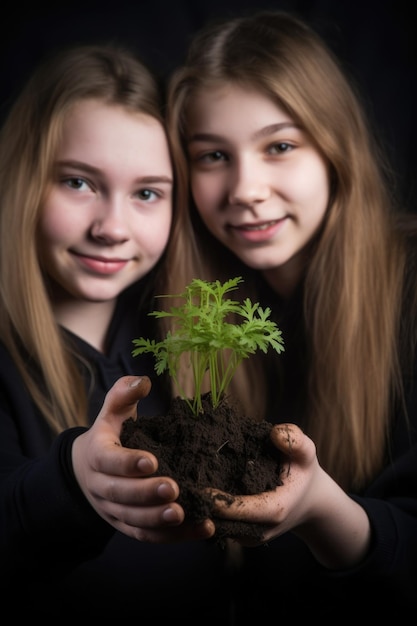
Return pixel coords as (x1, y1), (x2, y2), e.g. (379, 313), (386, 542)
(132, 277), (284, 416)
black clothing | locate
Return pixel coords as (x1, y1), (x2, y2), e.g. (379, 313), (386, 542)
(0, 294), (231, 623)
(234, 420), (417, 621)
(1, 285), (417, 622)
(232, 279), (417, 621)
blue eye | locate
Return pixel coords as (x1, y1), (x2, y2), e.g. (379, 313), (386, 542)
(63, 177), (90, 191)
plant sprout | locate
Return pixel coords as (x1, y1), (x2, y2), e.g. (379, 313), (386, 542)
(132, 276), (285, 415)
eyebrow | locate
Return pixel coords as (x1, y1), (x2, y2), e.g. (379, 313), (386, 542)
(252, 122), (300, 140)
(55, 160), (173, 185)
(188, 122), (299, 144)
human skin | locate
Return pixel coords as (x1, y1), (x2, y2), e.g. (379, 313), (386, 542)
(208, 423), (371, 569)
(185, 84), (371, 568)
(186, 84), (330, 299)
(72, 375), (215, 543)
(39, 101), (215, 542)
(37, 98), (173, 350)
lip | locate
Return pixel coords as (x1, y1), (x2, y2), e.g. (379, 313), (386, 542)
(72, 252), (130, 275)
(229, 218), (286, 243)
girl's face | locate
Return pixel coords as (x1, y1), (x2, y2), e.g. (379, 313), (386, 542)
(38, 99), (173, 305)
(186, 84), (330, 295)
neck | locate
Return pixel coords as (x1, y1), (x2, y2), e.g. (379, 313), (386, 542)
(262, 251), (306, 300)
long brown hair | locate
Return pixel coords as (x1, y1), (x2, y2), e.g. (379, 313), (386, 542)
(0, 44), (168, 433)
(165, 11), (415, 490)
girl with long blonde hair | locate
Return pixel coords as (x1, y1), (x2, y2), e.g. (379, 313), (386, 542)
(0, 43), (228, 621)
(166, 10), (417, 618)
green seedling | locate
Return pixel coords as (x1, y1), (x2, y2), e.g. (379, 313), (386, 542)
(132, 276), (285, 416)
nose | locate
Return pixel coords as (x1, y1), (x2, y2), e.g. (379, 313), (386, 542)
(90, 198), (129, 244)
(228, 158), (270, 207)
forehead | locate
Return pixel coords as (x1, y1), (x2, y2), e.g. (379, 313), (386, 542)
(55, 98), (172, 176)
(58, 99), (164, 149)
(187, 84), (293, 135)
(61, 98), (158, 136)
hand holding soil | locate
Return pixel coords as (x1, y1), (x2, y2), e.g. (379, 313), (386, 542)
(121, 277), (285, 543)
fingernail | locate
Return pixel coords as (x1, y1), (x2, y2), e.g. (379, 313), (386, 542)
(137, 457), (154, 473)
(157, 482), (175, 499)
(129, 377), (142, 388)
(162, 507), (180, 523)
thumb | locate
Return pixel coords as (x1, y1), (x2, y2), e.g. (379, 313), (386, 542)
(270, 423), (305, 457)
(98, 375), (152, 424)
(270, 423), (316, 461)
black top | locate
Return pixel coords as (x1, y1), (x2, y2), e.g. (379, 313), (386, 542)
(1, 284), (417, 621)
(233, 278), (417, 620)
(0, 292), (231, 623)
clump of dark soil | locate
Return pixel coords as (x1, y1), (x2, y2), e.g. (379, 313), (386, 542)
(120, 392), (283, 544)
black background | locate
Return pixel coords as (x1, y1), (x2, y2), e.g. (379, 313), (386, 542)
(1, 0), (415, 209)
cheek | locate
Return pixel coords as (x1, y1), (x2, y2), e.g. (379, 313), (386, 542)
(38, 210), (68, 246)
(38, 192), (81, 244)
(132, 214), (172, 257)
(191, 175), (219, 218)
(293, 159), (330, 214)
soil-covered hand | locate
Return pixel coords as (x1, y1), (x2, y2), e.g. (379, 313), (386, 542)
(72, 375), (215, 543)
(208, 423), (371, 569)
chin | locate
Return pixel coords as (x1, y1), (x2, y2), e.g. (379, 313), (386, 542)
(240, 256), (281, 271)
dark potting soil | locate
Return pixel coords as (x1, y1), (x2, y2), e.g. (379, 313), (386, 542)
(120, 392), (283, 544)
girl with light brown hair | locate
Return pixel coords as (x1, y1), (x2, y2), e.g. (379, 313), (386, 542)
(166, 10), (417, 618)
(0, 43), (228, 621)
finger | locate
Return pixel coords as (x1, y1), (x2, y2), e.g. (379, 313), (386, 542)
(270, 423), (304, 456)
(208, 488), (281, 523)
(96, 475), (180, 507)
(100, 498), (185, 528)
(270, 423), (317, 462)
(115, 517), (216, 544)
(135, 518), (216, 543)
(99, 375), (152, 424)
(86, 375), (158, 476)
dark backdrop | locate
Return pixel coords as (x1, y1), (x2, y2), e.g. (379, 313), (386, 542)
(1, 0), (415, 209)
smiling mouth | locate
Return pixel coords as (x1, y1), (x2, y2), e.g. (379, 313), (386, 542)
(72, 250), (128, 263)
(72, 251), (130, 275)
(234, 220), (280, 231)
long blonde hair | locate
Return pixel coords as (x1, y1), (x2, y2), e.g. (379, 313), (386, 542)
(165, 11), (415, 490)
(0, 44), (167, 433)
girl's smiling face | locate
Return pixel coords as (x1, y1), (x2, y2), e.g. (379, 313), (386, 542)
(186, 84), (330, 294)
(38, 98), (173, 305)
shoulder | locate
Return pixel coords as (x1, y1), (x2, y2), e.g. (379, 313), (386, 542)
(0, 340), (54, 455)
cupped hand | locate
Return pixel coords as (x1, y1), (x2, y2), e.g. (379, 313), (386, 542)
(207, 423), (371, 568)
(207, 423), (320, 544)
(72, 375), (215, 543)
